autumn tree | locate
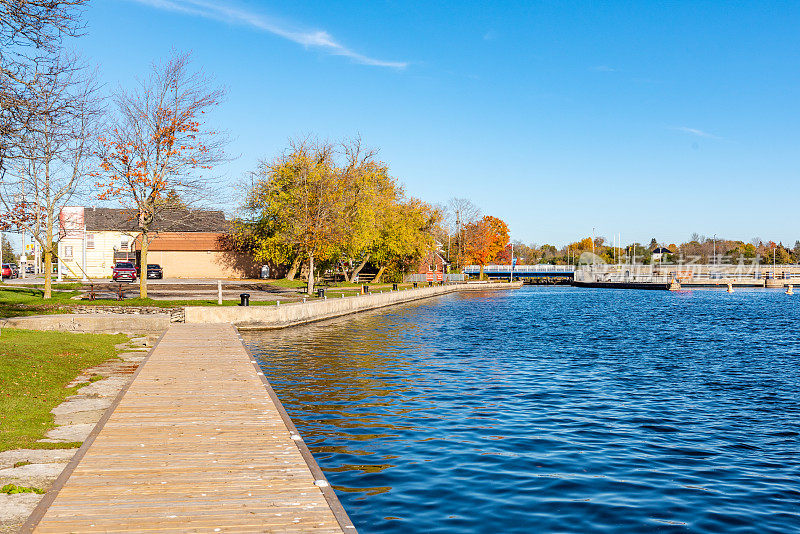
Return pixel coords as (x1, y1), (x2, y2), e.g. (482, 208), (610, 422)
(465, 215), (510, 279)
(0, 54), (100, 298)
(334, 137), (400, 282)
(235, 136), (441, 287)
(228, 181), (301, 279)
(370, 197), (439, 283)
(95, 51), (226, 298)
(245, 138), (343, 294)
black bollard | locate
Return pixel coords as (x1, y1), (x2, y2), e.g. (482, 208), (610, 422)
(317, 288), (326, 298)
(239, 293), (250, 306)
(363, 285), (370, 295)
(428, 281), (433, 287)
(392, 283), (398, 291)
(413, 282), (418, 288)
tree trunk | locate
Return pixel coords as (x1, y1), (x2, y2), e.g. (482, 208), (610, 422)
(373, 265), (386, 284)
(286, 255), (301, 281)
(43, 249), (52, 299)
(479, 264), (485, 280)
(43, 217), (54, 299)
(306, 253), (315, 295)
(139, 233), (148, 299)
(349, 254), (370, 282)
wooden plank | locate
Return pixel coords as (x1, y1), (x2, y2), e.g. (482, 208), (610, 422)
(25, 323), (353, 533)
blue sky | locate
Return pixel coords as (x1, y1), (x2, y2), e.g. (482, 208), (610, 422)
(73, 0), (800, 246)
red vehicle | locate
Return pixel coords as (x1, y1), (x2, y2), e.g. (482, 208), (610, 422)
(1, 264), (14, 278)
(112, 262), (137, 282)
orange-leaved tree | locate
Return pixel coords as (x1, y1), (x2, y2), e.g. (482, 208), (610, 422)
(465, 215), (510, 279)
(94, 51), (226, 298)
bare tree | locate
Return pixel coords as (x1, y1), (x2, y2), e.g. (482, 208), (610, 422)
(447, 197), (480, 271)
(95, 51), (227, 298)
(0, 53), (101, 298)
(1, 0), (90, 179)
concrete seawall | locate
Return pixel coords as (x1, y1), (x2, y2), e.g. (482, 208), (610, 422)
(0, 313), (170, 335)
(185, 282), (521, 330)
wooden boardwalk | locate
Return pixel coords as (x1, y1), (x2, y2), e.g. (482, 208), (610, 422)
(25, 323), (353, 533)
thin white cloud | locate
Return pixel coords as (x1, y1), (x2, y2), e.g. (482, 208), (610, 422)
(590, 65), (616, 72)
(128, 0), (408, 69)
(673, 126), (720, 139)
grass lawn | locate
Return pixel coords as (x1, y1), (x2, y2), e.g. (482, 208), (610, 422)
(0, 287), (74, 318)
(0, 287), (278, 318)
(265, 278), (308, 289)
(74, 297), (278, 307)
(4, 282), (84, 290)
(0, 328), (126, 452)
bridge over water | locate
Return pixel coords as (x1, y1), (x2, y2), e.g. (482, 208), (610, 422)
(464, 263), (800, 284)
(464, 265), (575, 280)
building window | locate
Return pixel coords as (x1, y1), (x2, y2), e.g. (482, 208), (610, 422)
(120, 240), (128, 250)
(63, 246), (73, 259)
(86, 233), (94, 249)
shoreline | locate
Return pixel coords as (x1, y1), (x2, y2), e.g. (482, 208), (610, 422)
(186, 282), (522, 330)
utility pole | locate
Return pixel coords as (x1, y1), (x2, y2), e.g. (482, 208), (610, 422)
(713, 234), (716, 266)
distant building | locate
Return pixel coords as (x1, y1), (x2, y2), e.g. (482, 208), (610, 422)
(651, 246), (673, 262)
(415, 250), (449, 275)
(58, 207), (257, 279)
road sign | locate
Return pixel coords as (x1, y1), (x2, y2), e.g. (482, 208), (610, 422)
(426, 271), (435, 282)
(436, 271), (443, 282)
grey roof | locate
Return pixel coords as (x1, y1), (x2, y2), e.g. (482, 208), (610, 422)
(84, 208), (229, 233)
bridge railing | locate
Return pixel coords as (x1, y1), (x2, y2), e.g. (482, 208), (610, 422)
(405, 273), (466, 283)
(463, 264), (576, 274)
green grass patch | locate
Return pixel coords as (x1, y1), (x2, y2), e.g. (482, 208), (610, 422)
(1, 484), (45, 495)
(6, 282), (84, 290)
(13, 460), (31, 468)
(0, 328), (126, 452)
(265, 278), (307, 289)
(88, 375), (103, 383)
(79, 298), (278, 307)
(0, 287), (278, 316)
(0, 287), (79, 318)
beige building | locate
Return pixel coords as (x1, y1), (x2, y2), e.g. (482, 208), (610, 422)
(58, 207), (257, 279)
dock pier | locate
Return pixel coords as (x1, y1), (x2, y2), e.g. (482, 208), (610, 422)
(22, 324), (353, 533)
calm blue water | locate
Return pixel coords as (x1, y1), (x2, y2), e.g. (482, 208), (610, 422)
(244, 287), (800, 533)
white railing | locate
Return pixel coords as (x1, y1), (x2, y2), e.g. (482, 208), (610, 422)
(574, 263), (800, 282)
(463, 264), (576, 274)
(405, 273), (466, 283)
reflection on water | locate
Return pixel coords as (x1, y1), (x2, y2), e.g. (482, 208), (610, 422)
(244, 287), (800, 533)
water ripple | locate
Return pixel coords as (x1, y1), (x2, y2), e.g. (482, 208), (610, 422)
(245, 287), (800, 533)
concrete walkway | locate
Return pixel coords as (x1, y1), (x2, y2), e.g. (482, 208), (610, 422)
(23, 324), (352, 533)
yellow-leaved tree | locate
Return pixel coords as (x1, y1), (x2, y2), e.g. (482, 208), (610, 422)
(247, 139), (343, 294)
(370, 197), (440, 283)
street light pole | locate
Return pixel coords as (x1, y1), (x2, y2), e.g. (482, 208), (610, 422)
(510, 242), (514, 283)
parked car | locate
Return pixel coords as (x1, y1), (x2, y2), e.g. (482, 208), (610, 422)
(9, 264), (19, 278)
(1, 264), (14, 278)
(25, 265), (34, 274)
(112, 262), (137, 282)
(146, 264), (163, 279)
